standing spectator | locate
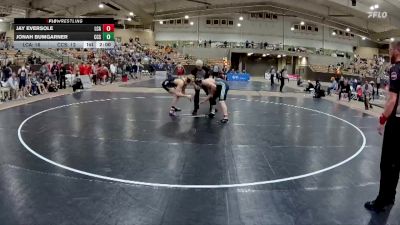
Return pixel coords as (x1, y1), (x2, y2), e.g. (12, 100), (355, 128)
(280, 67), (287, 92)
(270, 66), (276, 86)
(18, 65), (29, 99)
(59, 63), (67, 89)
(40, 62), (49, 77)
(376, 76), (381, 96)
(362, 80), (373, 110)
(212, 64), (220, 78)
(51, 61), (60, 81)
(110, 62), (117, 83)
(2, 63), (12, 82)
(338, 79), (351, 102)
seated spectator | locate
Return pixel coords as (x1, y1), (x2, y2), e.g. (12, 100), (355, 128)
(0, 80), (10, 102)
(314, 80), (325, 98)
(327, 77), (338, 95)
(47, 80), (58, 92)
(72, 74), (83, 92)
(5, 73), (19, 100)
(304, 80), (315, 92)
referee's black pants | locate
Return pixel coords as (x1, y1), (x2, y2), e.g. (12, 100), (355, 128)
(194, 85), (215, 112)
(377, 118), (400, 204)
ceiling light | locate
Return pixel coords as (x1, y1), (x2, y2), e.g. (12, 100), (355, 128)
(332, 31), (336, 36)
(237, 23), (241, 27)
(0, 18), (3, 22)
(390, 37), (395, 42)
(239, 16), (244, 21)
(300, 21), (305, 25)
(370, 6), (374, 10)
(291, 27), (295, 31)
(277, 55), (281, 58)
(98, 3), (104, 8)
(282, 55), (286, 57)
(266, 54), (270, 56)
(262, 54), (267, 57)
(362, 36), (366, 40)
(185, 15), (189, 19)
(129, 12), (134, 16)
(346, 28), (350, 32)
(248, 53), (253, 56)
(127, 17), (132, 21)
(159, 20), (163, 24)
(190, 21), (194, 26)
(374, 4), (379, 9)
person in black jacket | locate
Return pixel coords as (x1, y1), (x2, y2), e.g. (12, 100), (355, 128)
(191, 60), (215, 116)
(338, 79), (351, 102)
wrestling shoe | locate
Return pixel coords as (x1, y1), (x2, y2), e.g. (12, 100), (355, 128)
(172, 106), (182, 112)
(220, 118), (229, 123)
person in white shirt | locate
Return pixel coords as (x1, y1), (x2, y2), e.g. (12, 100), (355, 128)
(5, 73), (19, 100)
(110, 62), (117, 83)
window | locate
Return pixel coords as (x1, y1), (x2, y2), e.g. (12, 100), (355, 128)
(251, 13), (257, 18)
(314, 27), (319, 32)
(272, 14), (278, 19)
(221, 19), (227, 25)
(213, 19), (219, 25)
(294, 24), (299, 30)
(206, 19), (211, 25)
(258, 13), (264, 18)
(183, 19), (189, 24)
(345, 32), (349, 36)
(301, 25), (306, 30)
(169, 20), (175, 24)
(265, 13), (271, 19)
(162, 21), (167, 25)
(176, 19), (182, 24)
(307, 26), (312, 31)
(339, 31), (343, 35)
(350, 34), (354, 37)
(228, 20), (234, 26)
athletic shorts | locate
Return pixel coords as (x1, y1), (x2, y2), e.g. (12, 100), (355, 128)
(162, 79), (176, 92)
(215, 83), (229, 101)
(19, 78), (26, 89)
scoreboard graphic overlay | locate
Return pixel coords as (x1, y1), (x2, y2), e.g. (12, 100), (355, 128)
(14, 18), (115, 49)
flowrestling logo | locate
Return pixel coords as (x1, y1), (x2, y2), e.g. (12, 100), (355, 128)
(368, 11), (388, 19)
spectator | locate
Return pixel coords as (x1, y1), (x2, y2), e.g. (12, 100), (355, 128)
(59, 63), (67, 89)
(5, 73), (19, 100)
(362, 80), (373, 110)
(110, 62), (117, 83)
(304, 80), (315, 92)
(376, 76), (381, 96)
(18, 65), (29, 99)
(2, 63), (12, 82)
(327, 77), (338, 95)
(72, 74), (83, 92)
(339, 79), (351, 102)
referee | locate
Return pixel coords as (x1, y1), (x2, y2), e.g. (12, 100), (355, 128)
(365, 41), (400, 212)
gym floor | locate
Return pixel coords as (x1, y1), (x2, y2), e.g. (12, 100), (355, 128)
(0, 86), (398, 225)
